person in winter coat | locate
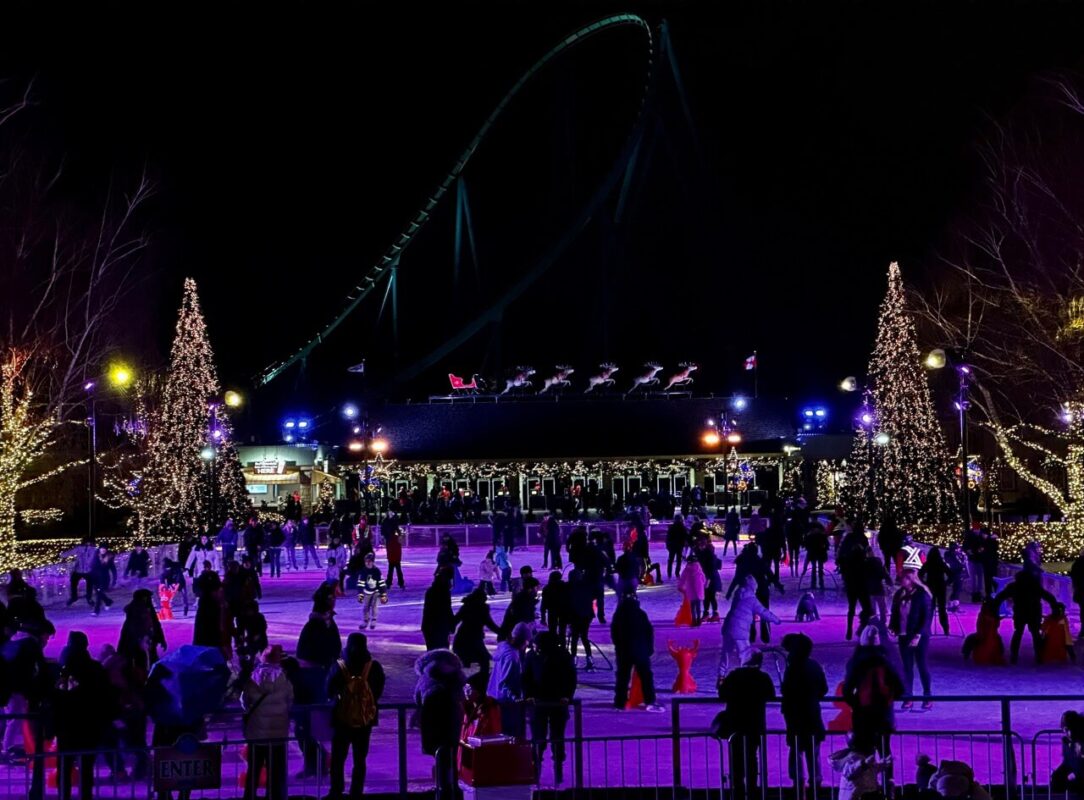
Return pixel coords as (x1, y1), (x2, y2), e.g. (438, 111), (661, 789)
(184, 535), (219, 577)
(716, 650), (776, 800)
(567, 569), (596, 669)
(523, 631), (577, 785)
(542, 514), (563, 570)
(781, 632), (828, 792)
(1, 618), (54, 759)
(919, 546), (952, 636)
(678, 559), (707, 624)
(1040, 602), (1075, 664)
(944, 542), (968, 609)
(728, 543), (784, 641)
(962, 600), (1006, 665)
(696, 537), (723, 622)
(452, 588), (501, 680)
(877, 514), (903, 580)
(265, 524), (285, 579)
(326, 633), (385, 800)
(478, 551), (499, 596)
(487, 622), (531, 737)
(842, 626), (904, 757)
(240, 645), (294, 800)
(422, 569), (456, 652)
(494, 546), (512, 593)
(666, 514), (689, 578)
(297, 600), (343, 671)
(161, 557), (190, 616)
(125, 544), (151, 580)
(889, 570), (934, 708)
(540, 571), (570, 639)
(193, 567), (231, 658)
(414, 649), (467, 800)
(611, 595), (662, 712)
(786, 501), (810, 578)
(385, 528), (405, 590)
(862, 553), (891, 625)
(837, 525), (873, 641)
(117, 589), (167, 672)
(356, 553), (387, 630)
(54, 631), (117, 800)
(723, 508), (741, 557)
(299, 517), (321, 569)
(90, 548), (115, 615)
(994, 569), (1058, 664)
(720, 575), (781, 677)
(217, 519), (238, 564)
(63, 537), (98, 607)
(803, 523), (830, 590)
(829, 739), (892, 800)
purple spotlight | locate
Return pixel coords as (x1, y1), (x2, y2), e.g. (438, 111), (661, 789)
(1064, 410), (1074, 424)
(211, 428), (224, 441)
(956, 364), (972, 376)
(860, 412), (874, 426)
(84, 381), (96, 391)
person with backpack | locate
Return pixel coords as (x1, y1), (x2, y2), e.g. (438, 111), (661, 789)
(842, 626), (903, 758)
(326, 633), (386, 800)
(240, 645), (294, 800)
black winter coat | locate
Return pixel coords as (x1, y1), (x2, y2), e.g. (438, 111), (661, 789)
(781, 657), (827, 737)
(297, 615), (343, 669)
(610, 600), (653, 662)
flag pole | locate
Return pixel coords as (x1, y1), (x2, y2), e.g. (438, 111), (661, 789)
(754, 349), (758, 399)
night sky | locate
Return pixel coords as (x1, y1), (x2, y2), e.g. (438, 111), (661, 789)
(4, 3), (1083, 436)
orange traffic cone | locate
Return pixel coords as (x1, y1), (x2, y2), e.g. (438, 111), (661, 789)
(625, 668), (645, 709)
(674, 597), (693, 627)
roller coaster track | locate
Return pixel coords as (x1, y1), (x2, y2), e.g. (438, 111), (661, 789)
(254, 13), (654, 386)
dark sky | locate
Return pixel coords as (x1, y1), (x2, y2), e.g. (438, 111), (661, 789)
(4, 2), (1084, 435)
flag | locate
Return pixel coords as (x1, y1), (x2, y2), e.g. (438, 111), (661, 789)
(744, 354), (757, 371)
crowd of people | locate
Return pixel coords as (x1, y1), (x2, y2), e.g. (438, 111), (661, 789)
(0, 492), (1081, 799)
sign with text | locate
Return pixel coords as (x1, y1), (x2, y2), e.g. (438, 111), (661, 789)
(153, 741), (222, 791)
(252, 458), (285, 475)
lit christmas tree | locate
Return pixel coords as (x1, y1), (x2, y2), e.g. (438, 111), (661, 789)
(141, 279), (248, 538)
(848, 263), (958, 526)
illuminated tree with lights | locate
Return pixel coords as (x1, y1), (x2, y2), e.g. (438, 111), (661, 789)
(0, 83), (152, 567)
(140, 279), (248, 538)
(849, 263), (958, 526)
(915, 77), (1084, 543)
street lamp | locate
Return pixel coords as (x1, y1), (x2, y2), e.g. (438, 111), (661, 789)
(201, 445), (217, 531)
(86, 363), (137, 539)
(224, 390), (244, 408)
(925, 350), (973, 538)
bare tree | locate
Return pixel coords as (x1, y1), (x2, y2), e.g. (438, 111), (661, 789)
(915, 75), (1084, 532)
(0, 82), (152, 567)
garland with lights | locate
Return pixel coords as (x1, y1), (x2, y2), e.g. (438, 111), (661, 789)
(848, 263), (959, 526)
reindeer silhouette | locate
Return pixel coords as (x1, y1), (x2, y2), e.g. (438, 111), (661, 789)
(626, 362), (663, 395)
(539, 365), (575, 394)
(585, 362), (619, 393)
(664, 362), (698, 391)
(501, 366), (536, 395)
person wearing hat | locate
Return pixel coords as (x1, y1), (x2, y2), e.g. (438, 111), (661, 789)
(487, 621), (532, 737)
(240, 644), (294, 800)
(716, 651), (776, 800)
(356, 553), (388, 631)
(1, 617), (53, 760)
(54, 630), (116, 800)
(117, 588), (167, 671)
(781, 632), (828, 795)
(326, 633), (386, 799)
(611, 594), (664, 713)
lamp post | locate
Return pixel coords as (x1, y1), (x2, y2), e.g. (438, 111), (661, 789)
(201, 445), (217, 531)
(84, 362), (135, 539)
(926, 350), (973, 540)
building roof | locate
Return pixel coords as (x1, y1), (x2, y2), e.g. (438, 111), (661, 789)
(372, 396), (795, 461)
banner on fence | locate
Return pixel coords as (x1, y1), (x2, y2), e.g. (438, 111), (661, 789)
(153, 739), (222, 791)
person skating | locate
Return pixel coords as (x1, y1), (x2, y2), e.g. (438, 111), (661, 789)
(479, 550), (499, 596)
(161, 557), (190, 616)
(193, 565), (231, 659)
(385, 525), (405, 590)
(723, 507), (741, 558)
(719, 575), (781, 678)
(326, 633), (385, 800)
(993, 569), (1057, 664)
(63, 537), (98, 607)
(889, 570), (933, 709)
(90, 547), (115, 615)
(494, 545), (512, 593)
(1040, 603), (1075, 664)
(125, 544), (150, 581)
(53, 631), (117, 800)
(184, 534), (219, 577)
(217, 518), (239, 564)
(944, 542), (968, 610)
(837, 523), (873, 641)
(540, 570), (570, 639)
(541, 513), (563, 570)
(422, 569), (456, 652)
(727, 542), (784, 642)
(356, 553), (387, 630)
(117, 588), (167, 672)
(862, 552), (892, 625)
(780, 632), (827, 796)
(610, 594), (663, 712)
(919, 545), (952, 635)
(523, 630), (577, 785)
(567, 569), (596, 670)
(299, 516), (321, 570)
(666, 513), (689, 579)
(786, 499), (810, 578)
(677, 558), (707, 626)
(452, 588), (501, 680)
